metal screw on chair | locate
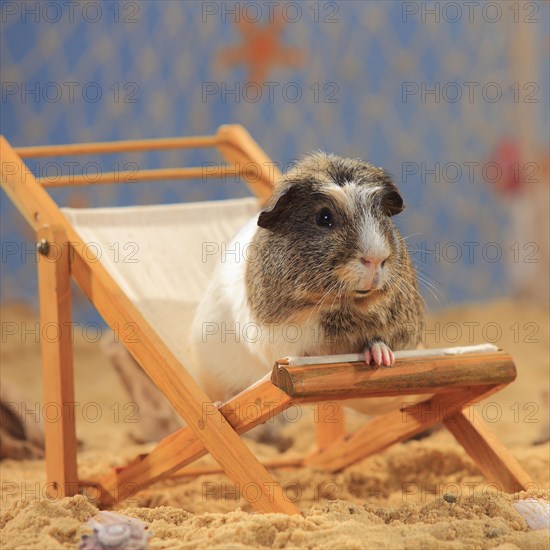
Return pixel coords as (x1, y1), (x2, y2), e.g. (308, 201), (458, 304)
(36, 239), (50, 256)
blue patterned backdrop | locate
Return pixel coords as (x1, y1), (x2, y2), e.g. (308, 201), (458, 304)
(1, 1), (549, 321)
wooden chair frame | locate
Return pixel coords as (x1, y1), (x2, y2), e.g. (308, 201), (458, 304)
(0, 126), (533, 514)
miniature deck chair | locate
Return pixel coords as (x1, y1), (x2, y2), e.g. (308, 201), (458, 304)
(0, 126), (533, 515)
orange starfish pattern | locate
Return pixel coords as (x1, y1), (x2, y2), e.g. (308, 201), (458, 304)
(218, 8), (305, 85)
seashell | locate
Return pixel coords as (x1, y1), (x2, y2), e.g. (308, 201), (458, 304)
(512, 498), (550, 531)
(79, 511), (152, 550)
(97, 523), (134, 547)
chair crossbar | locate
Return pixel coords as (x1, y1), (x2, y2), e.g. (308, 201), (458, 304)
(36, 165), (254, 187)
(14, 135), (219, 158)
(272, 352), (516, 400)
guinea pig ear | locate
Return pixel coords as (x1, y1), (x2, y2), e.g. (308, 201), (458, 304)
(381, 188), (405, 217)
(257, 186), (297, 229)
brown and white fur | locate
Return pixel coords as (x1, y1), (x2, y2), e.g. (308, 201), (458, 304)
(190, 152), (424, 404)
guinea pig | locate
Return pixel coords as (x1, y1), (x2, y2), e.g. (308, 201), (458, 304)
(189, 152), (424, 405)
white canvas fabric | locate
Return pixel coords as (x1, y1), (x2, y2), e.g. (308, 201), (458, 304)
(62, 197), (259, 369)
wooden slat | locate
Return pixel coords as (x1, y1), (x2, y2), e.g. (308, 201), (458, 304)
(305, 385), (502, 472)
(15, 135), (218, 158)
(444, 407), (533, 492)
(37, 225), (78, 497)
(216, 125), (279, 204)
(272, 353), (517, 400)
(37, 166), (251, 187)
(94, 379), (294, 504)
(170, 458), (303, 479)
(0, 136), (298, 515)
(316, 402), (346, 450)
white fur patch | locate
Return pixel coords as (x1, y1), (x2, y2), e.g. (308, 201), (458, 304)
(331, 182), (388, 260)
(359, 211), (388, 260)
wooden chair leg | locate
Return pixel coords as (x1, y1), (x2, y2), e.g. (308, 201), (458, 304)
(444, 406), (533, 492)
(92, 379), (295, 506)
(305, 386), (500, 472)
(37, 226), (78, 497)
(316, 402), (346, 450)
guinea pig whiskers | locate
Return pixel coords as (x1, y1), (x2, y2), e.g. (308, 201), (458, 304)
(392, 276), (427, 309)
(321, 278), (345, 312)
(400, 232), (422, 241)
(304, 278), (342, 326)
(414, 267), (445, 299)
(402, 247), (445, 291)
(415, 274), (442, 303)
(405, 249), (447, 299)
(308, 275), (339, 306)
(329, 279), (347, 312)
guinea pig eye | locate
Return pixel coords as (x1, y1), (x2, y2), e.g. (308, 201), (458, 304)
(315, 207), (334, 228)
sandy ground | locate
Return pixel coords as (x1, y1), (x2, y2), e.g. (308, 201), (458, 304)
(0, 300), (549, 549)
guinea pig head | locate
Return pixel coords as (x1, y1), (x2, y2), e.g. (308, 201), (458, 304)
(255, 152), (406, 305)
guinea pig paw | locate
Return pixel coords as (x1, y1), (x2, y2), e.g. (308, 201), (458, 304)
(364, 342), (394, 367)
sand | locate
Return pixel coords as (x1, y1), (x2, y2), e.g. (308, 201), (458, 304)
(1, 300), (549, 549)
